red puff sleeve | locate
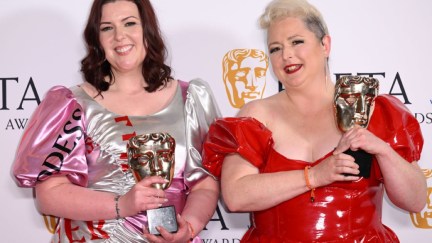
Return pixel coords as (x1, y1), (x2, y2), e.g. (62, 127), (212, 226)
(368, 94), (423, 162)
(202, 117), (273, 179)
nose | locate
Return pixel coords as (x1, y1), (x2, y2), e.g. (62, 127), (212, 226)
(282, 46), (293, 60)
(114, 28), (125, 41)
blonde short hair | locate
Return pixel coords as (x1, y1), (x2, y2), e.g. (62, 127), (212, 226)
(259, 0), (329, 40)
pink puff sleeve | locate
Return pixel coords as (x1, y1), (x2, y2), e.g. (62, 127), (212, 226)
(202, 117), (273, 179)
(368, 94), (423, 162)
(12, 86), (88, 188)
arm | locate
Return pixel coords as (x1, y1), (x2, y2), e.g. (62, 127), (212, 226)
(181, 78), (220, 229)
(182, 176), (219, 236)
(220, 151), (360, 212)
(334, 95), (426, 212)
(334, 125), (427, 212)
(35, 175), (168, 221)
(377, 152), (426, 212)
(221, 154), (309, 212)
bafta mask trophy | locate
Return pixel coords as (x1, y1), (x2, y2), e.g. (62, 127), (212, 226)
(127, 132), (177, 235)
(334, 76), (379, 178)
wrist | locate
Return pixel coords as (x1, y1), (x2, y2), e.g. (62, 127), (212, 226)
(304, 166), (316, 202)
(114, 195), (121, 220)
(307, 166), (317, 188)
(186, 220), (195, 241)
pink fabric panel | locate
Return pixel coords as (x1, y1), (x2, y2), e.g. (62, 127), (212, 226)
(12, 86), (89, 188)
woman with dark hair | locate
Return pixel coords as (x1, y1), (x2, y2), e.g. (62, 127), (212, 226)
(12, 0), (220, 242)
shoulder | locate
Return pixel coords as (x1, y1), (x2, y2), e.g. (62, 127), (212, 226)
(187, 78), (212, 91)
(373, 94), (414, 118)
(36, 85), (87, 115)
(184, 78), (218, 106)
(45, 85), (72, 95)
(41, 85), (78, 102)
(238, 92), (283, 126)
(370, 94), (420, 139)
(78, 82), (98, 97)
(370, 94), (423, 161)
(182, 78), (221, 118)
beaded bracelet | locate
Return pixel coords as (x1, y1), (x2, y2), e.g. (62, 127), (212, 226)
(114, 195), (121, 220)
(304, 166), (315, 202)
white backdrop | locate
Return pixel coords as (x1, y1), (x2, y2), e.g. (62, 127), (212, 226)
(1, 0), (431, 242)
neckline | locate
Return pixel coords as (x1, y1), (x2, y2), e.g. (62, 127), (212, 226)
(271, 147), (334, 165)
(242, 117), (336, 164)
(76, 81), (181, 118)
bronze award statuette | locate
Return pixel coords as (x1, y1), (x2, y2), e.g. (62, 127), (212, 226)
(127, 132), (178, 235)
(334, 76), (379, 178)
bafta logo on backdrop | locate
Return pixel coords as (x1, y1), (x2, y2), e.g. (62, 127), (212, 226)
(43, 214), (59, 234)
(222, 49), (269, 109)
(410, 169), (432, 229)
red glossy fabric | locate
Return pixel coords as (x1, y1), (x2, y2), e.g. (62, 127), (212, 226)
(202, 95), (423, 242)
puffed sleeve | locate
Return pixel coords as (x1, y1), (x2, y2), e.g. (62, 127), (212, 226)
(368, 94), (423, 162)
(12, 86), (88, 188)
(202, 117), (274, 179)
(183, 79), (221, 188)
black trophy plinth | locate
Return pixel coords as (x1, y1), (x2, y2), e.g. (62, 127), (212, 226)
(147, 205), (178, 235)
(343, 149), (372, 178)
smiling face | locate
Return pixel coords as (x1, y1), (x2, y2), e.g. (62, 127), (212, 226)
(267, 17), (330, 89)
(99, 1), (146, 74)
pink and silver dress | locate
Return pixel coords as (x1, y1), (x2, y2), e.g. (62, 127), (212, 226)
(12, 79), (220, 243)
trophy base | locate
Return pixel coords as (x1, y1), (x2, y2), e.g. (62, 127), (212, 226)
(147, 205), (178, 235)
(343, 149), (372, 178)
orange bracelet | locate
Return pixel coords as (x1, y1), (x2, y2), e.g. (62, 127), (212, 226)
(186, 221), (194, 241)
(304, 166), (315, 202)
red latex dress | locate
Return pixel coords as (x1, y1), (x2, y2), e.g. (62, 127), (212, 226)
(203, 95), (423, 242)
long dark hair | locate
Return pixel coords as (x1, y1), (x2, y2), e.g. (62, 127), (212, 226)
(80, 0), (172, 96)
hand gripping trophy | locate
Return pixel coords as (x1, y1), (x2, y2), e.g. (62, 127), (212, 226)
(334, 76), (379, 178)
(127, 132), (177, 235)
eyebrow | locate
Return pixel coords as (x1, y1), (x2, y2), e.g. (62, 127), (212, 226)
(100, 16), (139, 25)
(268, 34), (303, 46)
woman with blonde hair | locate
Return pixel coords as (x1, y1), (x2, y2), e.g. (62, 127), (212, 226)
(203, 0), (426, 241)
